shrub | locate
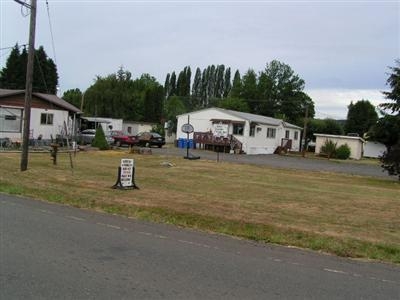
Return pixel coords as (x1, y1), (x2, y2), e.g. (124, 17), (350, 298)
(381, 142), (400, 180)
(320, 139), (337, 159)
(92, 126), (109, 150)
(336, 144), (351, 160)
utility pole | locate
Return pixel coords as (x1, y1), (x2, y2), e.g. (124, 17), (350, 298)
(302, 106), (309, 158)
(19, 0), (37, 171)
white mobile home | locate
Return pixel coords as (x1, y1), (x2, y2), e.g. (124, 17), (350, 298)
(80, 117), (123, 135)
(0, 89), (81, 142)
(122, 121), (155, 136)
(176, 108), (302, 154)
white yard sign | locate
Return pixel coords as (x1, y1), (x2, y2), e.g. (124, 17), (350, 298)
(213, 123), (228, 137)
(120, 159), (134, 187)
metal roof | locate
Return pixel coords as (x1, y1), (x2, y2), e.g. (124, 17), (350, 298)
(178, 107), (302, 130)
(0, 89), (82, 114)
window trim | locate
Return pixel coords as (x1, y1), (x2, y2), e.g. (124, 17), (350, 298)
(294, 131), (299, 140)
(232, 123), (244, 136)
(0, 107), (23, 133)
(266, 127), (276, 139)
(40, 113), (54, 125)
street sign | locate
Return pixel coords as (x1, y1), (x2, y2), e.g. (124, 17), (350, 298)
(181, 123), (194, 134)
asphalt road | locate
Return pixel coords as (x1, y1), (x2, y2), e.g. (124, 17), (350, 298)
(1, 194), (399, 299)
(153, 146), (391, 179)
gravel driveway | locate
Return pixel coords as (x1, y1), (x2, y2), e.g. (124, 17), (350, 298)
(152, 146), (393, 180)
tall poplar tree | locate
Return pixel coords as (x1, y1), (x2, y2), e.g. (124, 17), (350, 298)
(223, 67), (232, 98)
(192, 67), (202, 108)
(230, 70), (242, 98)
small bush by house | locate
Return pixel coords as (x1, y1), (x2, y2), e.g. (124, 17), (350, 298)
(320, 139), (337, 159)
(336, 144), (351, 160)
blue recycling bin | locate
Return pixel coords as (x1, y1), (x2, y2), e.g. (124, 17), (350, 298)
(178, 138), (184, 148)
(188, 139), (194, 149)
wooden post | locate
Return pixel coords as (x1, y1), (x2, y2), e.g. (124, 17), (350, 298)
(20, 0), (37, 171)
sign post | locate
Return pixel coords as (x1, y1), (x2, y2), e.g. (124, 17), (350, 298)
(112, 158), (139, 189)
(181, 115), (199, 160)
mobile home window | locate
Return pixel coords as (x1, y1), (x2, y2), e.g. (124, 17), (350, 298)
(0, 108), (22, 132)
(294, 131), (299, 140)
(40, 113), (53, 125)
(249, 123), (256, 137)
(233, 123), (244, 135)
(127, 126), (132, 134)
(267, 128), (276, 138)
(285, 130), (290, 139)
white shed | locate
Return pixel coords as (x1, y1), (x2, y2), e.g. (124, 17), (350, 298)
(314, 134), (365, 160)
(176, 107), (302, 154)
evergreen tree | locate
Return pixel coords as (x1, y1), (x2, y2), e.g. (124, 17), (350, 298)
(92, 125), (109, 150)
(0, 44), (25, 89)
(380, 59), (400, 114)
(32, 46), (58, 94)
(0, 44), (58, 93)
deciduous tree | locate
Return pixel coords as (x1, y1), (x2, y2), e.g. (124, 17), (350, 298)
(345, 100), (378, 137)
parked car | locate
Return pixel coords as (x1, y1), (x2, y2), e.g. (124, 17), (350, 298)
(136, 132), (165, 148)
(78, 129), (96, 145)
(78, 129), (113, 145)
(111, 131), (139, 147)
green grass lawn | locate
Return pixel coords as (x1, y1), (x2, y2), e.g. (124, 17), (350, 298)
(1, 150), (399, 263)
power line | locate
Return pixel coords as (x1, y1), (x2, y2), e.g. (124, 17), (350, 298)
(45, 0), (57, 65)
(0, 44), (28, 51)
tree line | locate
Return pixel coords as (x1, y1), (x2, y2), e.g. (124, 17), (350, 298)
(164, 60), (315, 126)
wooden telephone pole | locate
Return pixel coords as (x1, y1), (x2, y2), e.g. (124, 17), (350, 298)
(18, 0), (37, 171)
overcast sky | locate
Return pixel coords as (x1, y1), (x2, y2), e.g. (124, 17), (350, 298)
(1, 0), (399, 119)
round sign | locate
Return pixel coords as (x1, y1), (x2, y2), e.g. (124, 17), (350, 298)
(181, 123), (194, 133)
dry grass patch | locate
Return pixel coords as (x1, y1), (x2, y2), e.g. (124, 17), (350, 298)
(0, 150), (399, 263)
